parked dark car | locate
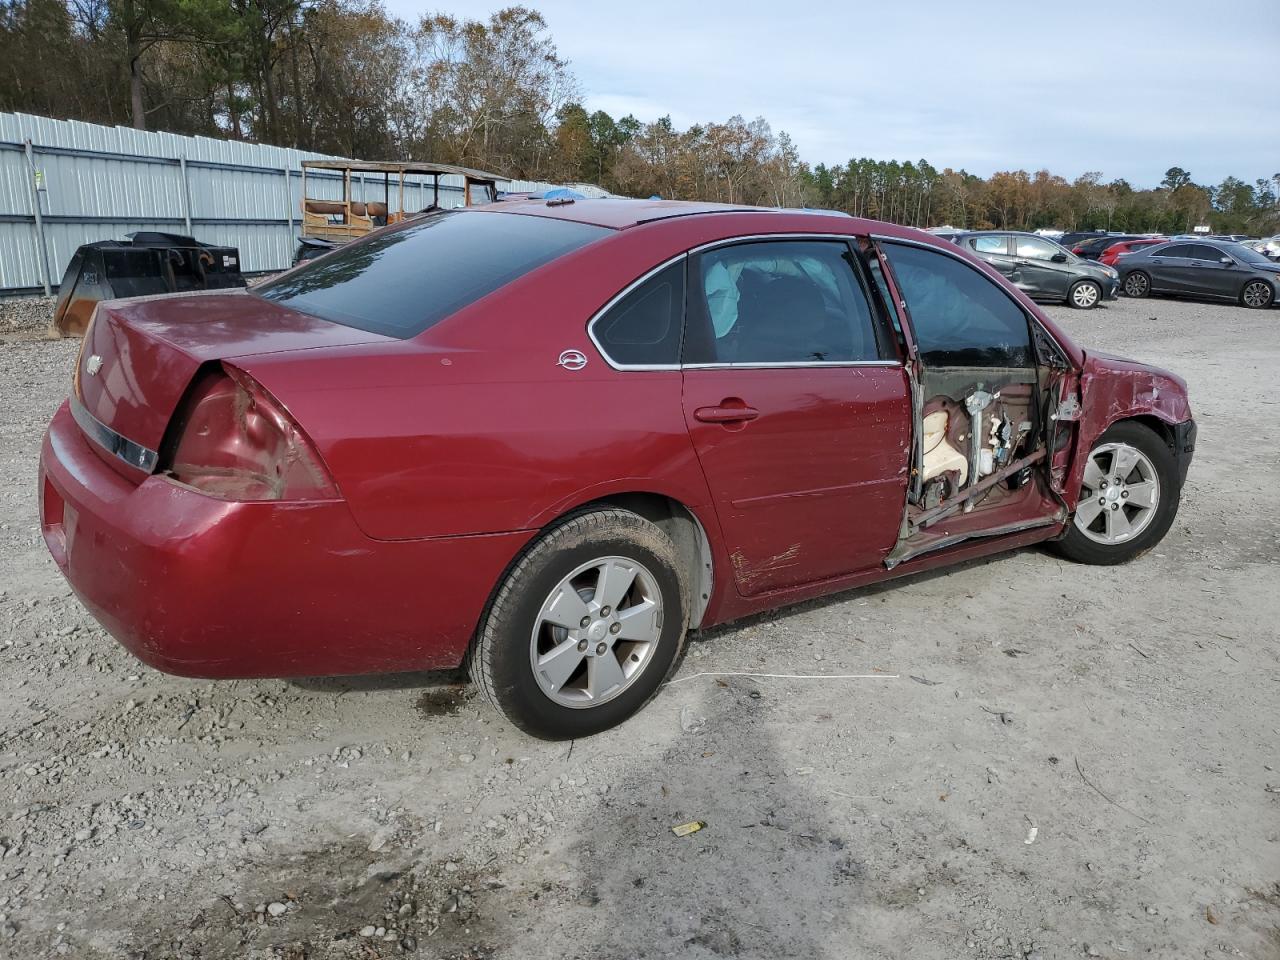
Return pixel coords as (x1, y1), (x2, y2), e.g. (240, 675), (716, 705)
(951, 231), (1120, 308)
(1071, 234), (1146, 260)
(39, 200), (1195, 738)
(1057, 231), (1108, 249)
(1117, 239), (1279, 308)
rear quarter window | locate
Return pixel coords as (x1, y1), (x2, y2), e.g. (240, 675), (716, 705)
(254, 211), (609, 337)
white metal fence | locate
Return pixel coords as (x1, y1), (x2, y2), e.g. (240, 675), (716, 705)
(0, 111), (567, 295)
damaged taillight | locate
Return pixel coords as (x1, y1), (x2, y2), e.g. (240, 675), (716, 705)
(165, 363), (338, 501)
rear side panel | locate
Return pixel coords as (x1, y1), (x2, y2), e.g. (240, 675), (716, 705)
(238, 344), (713, 541)
(72, 292), (393, 477)
(42, 401), (529, 676)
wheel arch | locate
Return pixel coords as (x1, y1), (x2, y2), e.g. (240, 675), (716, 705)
(501, 490), (716, 631)
(1114, 413), (1174, 450)
(581, 492), (715, 629)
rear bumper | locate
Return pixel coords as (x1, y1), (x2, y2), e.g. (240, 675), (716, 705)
(39, 401), (532, 679)
(1171, 417), (1196, 488)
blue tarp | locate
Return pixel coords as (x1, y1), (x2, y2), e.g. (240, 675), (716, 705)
(541, 187), (587, 200)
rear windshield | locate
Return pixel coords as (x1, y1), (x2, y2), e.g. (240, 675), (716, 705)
(254, 210), (609, 337)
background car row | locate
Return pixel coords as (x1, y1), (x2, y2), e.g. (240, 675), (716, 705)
(949, 230), (1279, 310)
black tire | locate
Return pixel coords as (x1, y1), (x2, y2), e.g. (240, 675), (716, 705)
(1051, 421), (1180, 566)
(1240, 279), (1274, 309)
(1068, 279), (1102, 310)
(468, 507), (687, 739)
(1123, 271), (1150, 298)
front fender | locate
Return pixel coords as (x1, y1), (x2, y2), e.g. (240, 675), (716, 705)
(1061, 352), (1193, 508)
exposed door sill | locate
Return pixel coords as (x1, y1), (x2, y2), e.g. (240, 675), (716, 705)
(884, 512), (1064, 570)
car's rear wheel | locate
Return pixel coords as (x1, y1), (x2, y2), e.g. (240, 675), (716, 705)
(1241, 280), (1274, 309)
(1068, 279), (1102, 309)
(1051, 421), (1179, 566)
(1123, 272), (1150, 298)
(468, 507), (687, 739)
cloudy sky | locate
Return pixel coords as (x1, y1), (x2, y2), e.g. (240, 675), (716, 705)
(383, 0), (1280, 188)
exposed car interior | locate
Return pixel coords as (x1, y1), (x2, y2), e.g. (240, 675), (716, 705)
(876, 241), (1068, 565)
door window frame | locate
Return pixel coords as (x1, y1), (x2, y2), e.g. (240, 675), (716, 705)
(1014, 235), (1066, 262)
(586, 254), (690, 370)
(870, 234), (1073, 370)
(587, 232), (907, 372)
(969, 234), (1011, 256)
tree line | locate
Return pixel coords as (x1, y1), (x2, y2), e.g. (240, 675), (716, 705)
(2, 0), (1277, 235)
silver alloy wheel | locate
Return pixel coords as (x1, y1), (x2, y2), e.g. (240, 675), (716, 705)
(1073, 442), (1161, 545)
(1072, 281), (1100, 308)
(529, 556), (663, 708)
(1124, 273), (1149, 297)
(1243, 281), (1272, 308)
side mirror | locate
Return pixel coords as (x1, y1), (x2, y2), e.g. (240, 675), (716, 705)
(1051, 252), (1068, 263)
(1219, 256), (1233, 266)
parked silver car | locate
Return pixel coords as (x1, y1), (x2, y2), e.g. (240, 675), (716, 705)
(950, 231), (1120, 309)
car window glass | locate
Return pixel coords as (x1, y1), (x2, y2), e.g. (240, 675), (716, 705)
(971, 236), (1009, 255)
(881, 242), (1034, 368)
(1015, 236), (1062, 261)
(1156, 244), (1192, 258)
(592, 260), (684, 366)
(254, 210), (608, 338)
(1187, 244), (1224, 261)
(1231, 244), (1272, 266)
(685, 240), (883, 364)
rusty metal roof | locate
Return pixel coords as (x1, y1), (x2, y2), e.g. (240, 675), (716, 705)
(300, 160), (501, 181)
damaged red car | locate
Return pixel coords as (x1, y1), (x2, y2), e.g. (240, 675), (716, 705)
(39, 200), (1195, 739)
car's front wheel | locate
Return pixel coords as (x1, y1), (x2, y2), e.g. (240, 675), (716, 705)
(1123, 271), (1150, 298)
(1051, 421), (1180, 565)
(469, 507), (687, 739)
(1241, 279), (1274, 309)
(1069, 279), (1102, 309)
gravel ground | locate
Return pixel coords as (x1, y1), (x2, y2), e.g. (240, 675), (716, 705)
(0, 296), (56, 337)
(0, 295), (1277, 960)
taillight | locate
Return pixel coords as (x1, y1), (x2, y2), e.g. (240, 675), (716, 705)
(165, 363), (338, 501)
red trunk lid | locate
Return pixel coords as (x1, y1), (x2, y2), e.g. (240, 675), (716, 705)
(75, 291), (392, 478)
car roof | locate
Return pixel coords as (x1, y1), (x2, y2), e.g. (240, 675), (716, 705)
(471, 197), (851, 231)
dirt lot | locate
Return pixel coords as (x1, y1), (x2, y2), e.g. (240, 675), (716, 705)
(0, 295), (1277, 960)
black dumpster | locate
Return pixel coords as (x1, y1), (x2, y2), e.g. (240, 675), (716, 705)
(52, 232), (246, 337)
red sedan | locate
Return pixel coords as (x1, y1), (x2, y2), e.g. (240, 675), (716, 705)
(39, 200), (1196, 738)
(1099, 237), (1167, 267)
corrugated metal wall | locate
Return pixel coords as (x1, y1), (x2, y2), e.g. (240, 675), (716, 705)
(0, 111), (563, 294)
